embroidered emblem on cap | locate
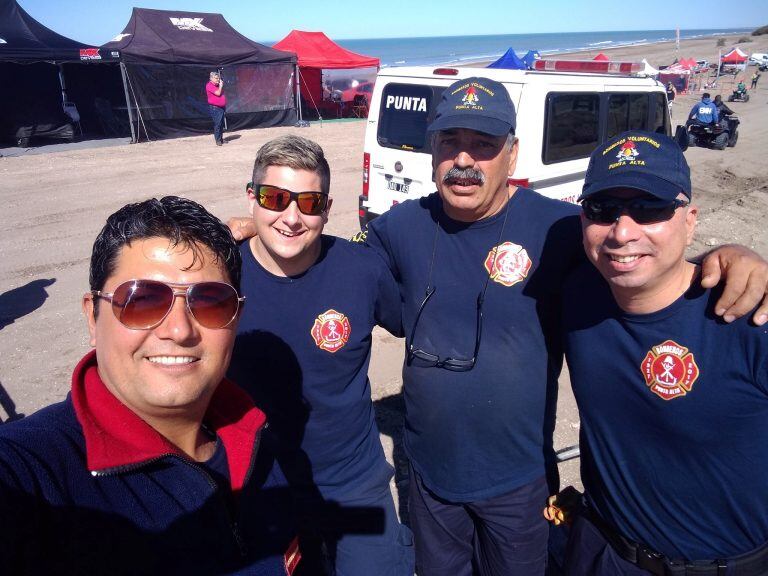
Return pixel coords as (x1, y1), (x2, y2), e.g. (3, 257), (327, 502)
(615, 140), (639, 165)
(640, 339), (699, 400)
(484, 242), (532, 287)
(461, 86), (480, 107)
(311, 309), (351, 353)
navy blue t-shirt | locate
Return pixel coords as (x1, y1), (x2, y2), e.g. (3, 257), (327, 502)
(229, 235), (402, 501)
(365, 189), (582, 501)
(563, 263), (768, 560)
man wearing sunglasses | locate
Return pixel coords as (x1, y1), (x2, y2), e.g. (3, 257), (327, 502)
(0, 196), (301, 575)
(358, 76), (768, 576)
(227, 135), (414, 576)
(560, 131), (768, 575)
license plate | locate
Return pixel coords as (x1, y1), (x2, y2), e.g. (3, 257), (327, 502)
(387, 181), (409, 193)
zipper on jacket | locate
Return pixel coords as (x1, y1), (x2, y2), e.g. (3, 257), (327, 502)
(92, 453), (249, 557)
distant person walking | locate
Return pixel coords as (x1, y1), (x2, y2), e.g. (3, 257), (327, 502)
(206, 71), (227, 146)
(665, 81), (677, 116)
(751, 71), (760, 89)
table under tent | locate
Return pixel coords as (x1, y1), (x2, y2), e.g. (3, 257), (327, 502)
(273, 30), (379, 120)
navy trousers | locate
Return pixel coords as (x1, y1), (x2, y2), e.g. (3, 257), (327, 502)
(297, 482), (414, 576)
(209, 104), (225, 144)
(408, 464), (549, 576)
(564, 515), (651, 576)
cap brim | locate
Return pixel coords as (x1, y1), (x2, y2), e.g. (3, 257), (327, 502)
(578, 172), (688, 202)
(427, 114), (513, 136)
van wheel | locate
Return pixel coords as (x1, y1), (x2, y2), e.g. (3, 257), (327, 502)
(714, 133), (728, 150)
(728, 130), (738, 147)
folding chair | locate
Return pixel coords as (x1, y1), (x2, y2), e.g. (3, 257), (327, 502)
(62, 101), (83, 136)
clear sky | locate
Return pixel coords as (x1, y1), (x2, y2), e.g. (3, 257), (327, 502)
(16, 0), (766, 46)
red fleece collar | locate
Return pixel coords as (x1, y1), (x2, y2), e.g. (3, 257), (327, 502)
(71, 350), (265, 492)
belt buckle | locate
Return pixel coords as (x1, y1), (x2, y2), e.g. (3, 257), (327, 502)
(635, 544), (667, 575)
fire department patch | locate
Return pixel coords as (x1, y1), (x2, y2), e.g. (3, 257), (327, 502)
(483, 241), (532, 287)
(640, 339), (699, 400)
(311, 309), (351, 353)
(615, 139), (639, 164)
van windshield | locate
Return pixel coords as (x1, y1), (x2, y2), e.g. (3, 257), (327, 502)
(377, 84), (443, 152)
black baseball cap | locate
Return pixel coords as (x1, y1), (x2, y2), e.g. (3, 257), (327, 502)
(427, 77), (516, 136)
(579, 131), (691, 202)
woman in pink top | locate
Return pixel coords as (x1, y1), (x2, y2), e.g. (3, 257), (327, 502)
(206, 71), (227, 146)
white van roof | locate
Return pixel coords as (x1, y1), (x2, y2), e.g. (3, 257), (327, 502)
(377, 65), (663, 86)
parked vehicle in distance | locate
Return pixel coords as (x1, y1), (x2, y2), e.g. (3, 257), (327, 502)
(749, 53), (768, 66)
(695, 59), (710, 71)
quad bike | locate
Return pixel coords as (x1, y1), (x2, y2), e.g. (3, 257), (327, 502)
(687, 116), (739, 150)
(727, 89), (750, 103)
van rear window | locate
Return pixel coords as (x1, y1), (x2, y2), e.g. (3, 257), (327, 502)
(543, 93), (600, 164)
(607, 93), (649, 139)
(377, 84), (443, 152)
(651, 93), (669, 135)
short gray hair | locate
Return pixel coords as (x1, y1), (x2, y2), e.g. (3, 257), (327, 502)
(251, 135), (331, 195)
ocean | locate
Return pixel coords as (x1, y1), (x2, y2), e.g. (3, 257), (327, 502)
(317, 28), (753, 68)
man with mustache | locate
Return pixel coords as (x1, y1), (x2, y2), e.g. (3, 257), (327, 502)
(359, 77), (768, 575)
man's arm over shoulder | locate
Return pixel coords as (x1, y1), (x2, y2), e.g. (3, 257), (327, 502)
(350, 212), (401, 282)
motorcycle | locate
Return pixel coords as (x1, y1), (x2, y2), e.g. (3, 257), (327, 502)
(687, 115), (739, 150)
(727, 89), (750, 103)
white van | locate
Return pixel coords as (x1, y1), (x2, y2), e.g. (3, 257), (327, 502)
(358, 63), (669, 228)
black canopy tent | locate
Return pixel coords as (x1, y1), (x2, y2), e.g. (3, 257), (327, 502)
(100, 8), (298, 141)
(0, 0), (121, 145)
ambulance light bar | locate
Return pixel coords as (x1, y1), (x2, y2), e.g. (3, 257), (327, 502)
(533, 60), (645, 75)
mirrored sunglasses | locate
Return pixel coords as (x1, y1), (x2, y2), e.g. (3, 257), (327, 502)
(91, 279), (244, 330)
(582, 197), (689, 225)
(247, 182), (329, 216)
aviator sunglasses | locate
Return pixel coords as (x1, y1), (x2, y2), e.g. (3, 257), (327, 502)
(581, 196), (689, 225)
(247, 183), (329, 216)
(91, 279), (245, 330)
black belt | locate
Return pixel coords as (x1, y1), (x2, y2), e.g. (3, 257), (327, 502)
(586, 509), (768, 576)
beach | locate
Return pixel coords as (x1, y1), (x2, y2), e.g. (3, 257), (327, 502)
(1, 32), (767, 503)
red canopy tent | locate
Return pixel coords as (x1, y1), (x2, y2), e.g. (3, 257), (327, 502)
(274, 30), (379, 118)
(721, 48), (748, 63)
(593, 52), (609, 61)
(659, 64), (691, 93)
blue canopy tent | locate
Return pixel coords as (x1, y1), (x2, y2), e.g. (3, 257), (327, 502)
(522, 50), (541, 69)
(487, 48), (526, 70)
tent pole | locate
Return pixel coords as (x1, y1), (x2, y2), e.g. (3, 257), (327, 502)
(295, 63), (302, 122)
(57, 64), (67, 105)
(120, 62), (137, 144)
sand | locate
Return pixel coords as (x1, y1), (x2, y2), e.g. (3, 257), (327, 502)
(1, 32), (767, 504)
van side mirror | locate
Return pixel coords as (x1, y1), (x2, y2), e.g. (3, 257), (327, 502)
(674, 125), (688, 151)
